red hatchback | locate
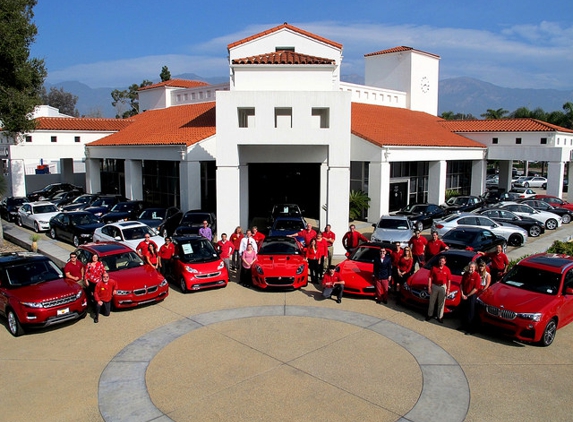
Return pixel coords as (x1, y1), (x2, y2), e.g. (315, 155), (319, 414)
(252, 237), (308, 290)
(401, 250), (484, 314)
(478, 253), (573, 346)
(0, 252), (87, 336)
(76, 242), (169, 308)
(172, 235), (228, 292)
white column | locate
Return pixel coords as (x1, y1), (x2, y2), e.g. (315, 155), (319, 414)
(368, 161), (390, 221)
(327, 166), (350, 257)
(9, 159), (26, 197)
(547, 161), (565, 198)
(428, 160), (447, 204)
(179, 161), (201, 211)
(124, 159), (143, 200)
(216, 166), (241, 236)
(239, 165), (249, 230)
(470, 159), (487, 196)
(498, 160), (512, 192)
(319, 162), (328, 229)
(84, 158), (101, 194)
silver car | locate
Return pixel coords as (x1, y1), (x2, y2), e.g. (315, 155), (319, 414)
(432, 212), (528, 247)
(371, 215), (414, 248)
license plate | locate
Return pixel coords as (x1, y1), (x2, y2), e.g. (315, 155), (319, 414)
(57, 308), (69, 315)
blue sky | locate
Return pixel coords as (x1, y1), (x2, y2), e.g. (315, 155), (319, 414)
(31, 0), (573, 90)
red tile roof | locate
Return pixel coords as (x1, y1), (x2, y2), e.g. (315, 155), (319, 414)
(232, 51), (335, 65)
(138, 79), (209, 91)
(89, 102), (216, 147)
(228, 23), (343, 50)
(34, 117), (133, 131)
(352, 103), (484, 148)
(364, 46), (440, 59)
(440, 119), (573, 133)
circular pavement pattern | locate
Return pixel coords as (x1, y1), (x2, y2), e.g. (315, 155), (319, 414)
(98, 306), (470, 422)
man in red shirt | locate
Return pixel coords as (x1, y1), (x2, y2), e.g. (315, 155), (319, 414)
(322, 265), (345, 303)
(426, 255), (451, 323)
(217, 233), (235, 271)
(158, 237), (175, 278)
(322, 224), (336, 270)
(93, 272), (117, 323)
(251, 226), (266, 250)
(409, 230), (428, 270)
(458, 262), (481, 334)
(64, 252), (84, 283)
(315, 232), (329, 279)
(136, 234), (158, 259)
(479, 244), (509, 283)
(425, 231), (449, 261)
(289, 223), (317, 247)
(342, 224), (368, 253)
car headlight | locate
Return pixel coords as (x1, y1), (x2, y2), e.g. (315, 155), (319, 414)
(217, 261), (225, 270)
(255, 265), (264, 275)
(80, 233), (91, 238)
(402, 283), (411, 291)
(21, 301), (44, 308)
(184, 266), (198, 273)
(160, 279), (168, 287)
(296, 264), (305, 275)
(476, 297), (484, 306)
(517, 312), (542, 322)
(39, 220), (49, 224)
(115, 290), (131, 295)
(75, 290), (83, 299)
(447, 290), (458, 300)
(371, 234), (379, 242)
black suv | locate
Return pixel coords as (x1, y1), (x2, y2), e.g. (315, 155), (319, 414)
(27, 183), (84, 202)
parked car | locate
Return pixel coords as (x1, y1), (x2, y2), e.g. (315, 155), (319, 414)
(75, 242), (169, 309)
(270, 203), (304, 221)
(508, 187), (537, 199)
(442, 195), (484, 214)
(92, 221), (165, 251)
(16, 202), (60, 232)
(61, 193), (99, 211)
(432, 213), (527, 247)
(137, 207), (182, 232)
(49, 190), (83, 209)
(401, 249), (484, 314)
(335, 242), (395, 297)
(101, 200), (146, 223)
(485, 175), (499, 187)
(519, 199), (573, 224)
(477, 253), (573, 346)
(395, 203), (446, 231)
(49, 211), (104, 247)
(0, 196), (28, 222)
(251, 237), (308, 290)
(495, 202), (562, 230)
(514, 176), (547, 188)
(0, 252), (87, 336)
(441, 227), (507, 253)
(173, 211), (216, 237)
(84, 195), (127, 218)
(478, 209), (545, 237)
(531, 195), (573, 211)
(172, 235), (228, 292)
(268, 216), (307, 237)
(27, 183), (83, 202)
(371, 215), (414, 247)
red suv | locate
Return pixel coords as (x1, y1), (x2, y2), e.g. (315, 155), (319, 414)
(0, 252), (87, 336)
(75, 242), (169, 308)
(478, 253), (573, 346)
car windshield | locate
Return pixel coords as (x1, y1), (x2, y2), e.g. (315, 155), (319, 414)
(5, 259), (63, 286)
(180, 213), (208, 225)
(100, 251), (144, 272)
(110, 203), (133, 212)
(377, 218), (410, 230)
(447, 197), (467, 206)
(443, 230), (477, 244)
(91, 198), (116, 207)
(71, 195), (93, 204)
(122, 226), (156, 240)
(259, 240), (300, 255)
(177, 239), (218, 263)
(401, 204), (427, 213)
(273, 219), (304, 231)
(70, 213), (100, 225)
(33, 204), (58, 213)
(502, 265), (561, 295)
(8, 198), (26, 206)
(139, 209), (166, 220)
(272, 205), (301, 216)
(350, 246), (381, 263)
(423, 253), (478, 276)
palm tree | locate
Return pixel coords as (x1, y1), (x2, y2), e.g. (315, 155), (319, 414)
(440, 111), (455, 120)
(481, 108), (509, 120)
(349, 190), (370, 221)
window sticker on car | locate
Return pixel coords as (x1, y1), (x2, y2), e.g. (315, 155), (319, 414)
(506, 280), (524, 287)
(181, 244), (194, 254)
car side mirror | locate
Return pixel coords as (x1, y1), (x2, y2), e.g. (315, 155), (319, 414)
(565, 287), (573, 295)
(172, 254), (180, 260)
(114, 236), (121, 241)
(372, 223), (376, 228)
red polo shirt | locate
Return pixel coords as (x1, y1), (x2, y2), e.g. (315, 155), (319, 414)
(429, 265), (451, 286)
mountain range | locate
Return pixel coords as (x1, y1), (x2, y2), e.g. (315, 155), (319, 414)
(47, 75), (573, 119)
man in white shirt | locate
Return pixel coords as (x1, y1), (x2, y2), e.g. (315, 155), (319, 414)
(239, 229), (258, 254)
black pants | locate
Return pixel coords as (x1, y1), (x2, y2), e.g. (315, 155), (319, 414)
(309, 259), (320, 284)
(323, 284), (344, 301)
(241, 267), (252, 286)
(95, 300), (112, 318)
(160, 258), (172, 278)
(460, 295), (477, 331)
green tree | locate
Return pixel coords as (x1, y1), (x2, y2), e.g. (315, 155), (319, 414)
(111, 80), (152, 118)
(41, 86), (79, 116)
(160, 66), (171, 82)
(440, 111), (455, 120)
(562, 102), (573, 129)
(481, 108), (509, 120)
(0, 0), (46, 136)
(349, 190), (370, 221)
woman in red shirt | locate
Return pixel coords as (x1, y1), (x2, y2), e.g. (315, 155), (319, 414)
(85, 253), (105, 303)
(146, 243), (159, 270)
(230, 226), (244, 271)
(395, 247), (414, 291)
(315, 232), (328, 280)
(158, 237), (175, 278)
(306, 238), (321, 285)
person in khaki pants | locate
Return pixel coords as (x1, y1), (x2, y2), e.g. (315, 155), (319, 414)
(426, 255), (451, 323)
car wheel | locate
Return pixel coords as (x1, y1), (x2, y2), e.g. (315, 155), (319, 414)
(50, 228), (56, 239)
(545, 218), (558, 230)
(539, 318), (557, 347)
(416, 221), (424, 232)
(73, 236), (80, 247)
(33, 222), (40, 233)
(7, 309), (24, 337)
(542, 183), (547, 189)
(524, 182), (530, 187)
(180, 277), (187, 293)
(16, 216), (22, 227)
(508, 234), (523, 247)
(561, 213), (571, 224)
(528, 225), (541, 237)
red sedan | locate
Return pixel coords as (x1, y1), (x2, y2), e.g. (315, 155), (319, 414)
(477, 253), (573, 346)
(531, 195), (573, 212)
(76, 242), (169, 308)
(252, 237), (308, 289)
(401, 250), (484, 314)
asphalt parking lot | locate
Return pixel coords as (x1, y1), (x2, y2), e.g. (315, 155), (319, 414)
(2, 214), (573, 422)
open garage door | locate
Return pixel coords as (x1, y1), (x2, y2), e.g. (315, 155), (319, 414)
(249, 163), (320, 224)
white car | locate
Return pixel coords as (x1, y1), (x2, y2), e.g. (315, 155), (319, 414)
(514, 176), (547, 188)
(371, 215), (414, 248)
(16, 202), (60, 232)
(432, 212), (528, 247)
(496, 202), (562, 230)
(92, 221), (165, 251)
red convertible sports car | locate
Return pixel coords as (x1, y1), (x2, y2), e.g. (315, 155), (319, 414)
(477, 253), (573, 346)
(76, 242), (169, 308)
(401, 249), (485, 314)
(335, 242), (395, 297)
(252, 237), (308, 289)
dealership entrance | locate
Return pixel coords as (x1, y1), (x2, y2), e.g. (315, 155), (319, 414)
(248, 163), (321, 224)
